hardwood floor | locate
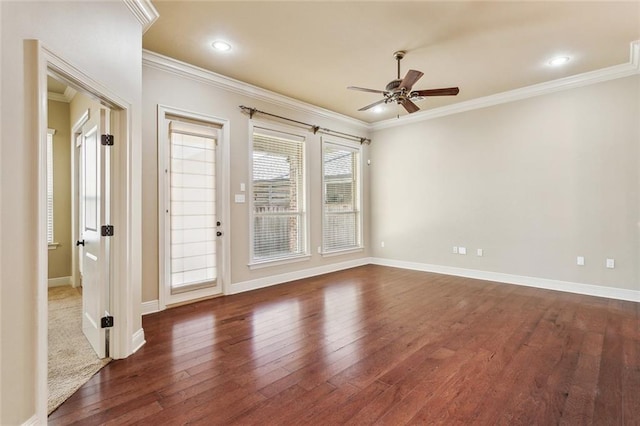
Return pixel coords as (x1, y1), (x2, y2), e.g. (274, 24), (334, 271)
(49, 265), (639, 425)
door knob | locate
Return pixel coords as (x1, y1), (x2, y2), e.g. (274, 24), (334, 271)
(76, 240), (85, 246)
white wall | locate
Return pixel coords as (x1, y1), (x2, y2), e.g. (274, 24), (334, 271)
(142, 59), (371, 303)
(0, 1), (143, 423)
(371, 75), (640, 292)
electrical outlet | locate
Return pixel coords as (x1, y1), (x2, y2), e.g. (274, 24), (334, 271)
(459, 247), (467, 255)
(381, 241), (385, 248)
(577, 256), (585, 266)
(606, 258), (615, 269)
(477, 248), (483, 257)
(452, 246), (458, 254)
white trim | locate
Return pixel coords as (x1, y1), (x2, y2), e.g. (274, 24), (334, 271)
(122, 0), (159, 33)
(21, 415), (39, 426)
(373, 40), (640, 131)
(321, 248), (364, 258)
(32, 39), (49, 425)
(47, 91), (68, 103)
(131, 328), (146, 353)
(141, 299), (160, 315)
(230, 257), (370, 295)
(142, 50), (369, 130)
(248, 254), (312, 270)
(370, 258), (640, 303)
(47, 86), (76, 103)
(48, 276), (72, 288)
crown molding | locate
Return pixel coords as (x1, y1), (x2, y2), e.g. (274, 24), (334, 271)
(142, 50), (370, 130)
(47, 92), (68, 103)
(372, 40), (640, 131)
(123, 0), (159, 34)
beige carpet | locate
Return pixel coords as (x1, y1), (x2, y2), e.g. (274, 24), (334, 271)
(48, 286), (110, 415)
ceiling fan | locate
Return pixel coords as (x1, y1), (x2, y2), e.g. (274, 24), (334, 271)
(348, 51), (460, 114)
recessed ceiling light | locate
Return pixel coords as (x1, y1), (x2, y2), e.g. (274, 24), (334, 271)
(211, 40), (232, 52)
(548, 56), (570, 66)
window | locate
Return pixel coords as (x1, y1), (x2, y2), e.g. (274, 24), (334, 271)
(47, 129), (56, 246)
(167, 119), (218, 294)
(322, 139), (362, 253)
(251, 126), (307, 264)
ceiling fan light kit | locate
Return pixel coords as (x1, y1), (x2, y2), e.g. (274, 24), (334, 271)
(348, 50), (460, 114)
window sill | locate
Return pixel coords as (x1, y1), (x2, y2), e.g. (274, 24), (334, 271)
(48, 242), (60, 250)
(320, 247), (364, 258)
(248, 254), (311, 270)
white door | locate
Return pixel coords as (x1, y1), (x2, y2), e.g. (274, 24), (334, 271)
(79, 108), (110, 358)
(162, 116), (223, 306)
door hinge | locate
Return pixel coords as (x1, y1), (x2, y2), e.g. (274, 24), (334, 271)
(101, 315), (114, 328)
(101, 225), (114, 236)
(101, 134), (114, 146)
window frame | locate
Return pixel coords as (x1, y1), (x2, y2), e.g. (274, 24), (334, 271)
(320, 136), (363, 255)
(248, 121), (310, 268)
(47, 128), (57, 248)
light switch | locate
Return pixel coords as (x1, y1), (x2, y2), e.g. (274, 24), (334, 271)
(477, 249), (483, 257)
(234, 194), (245, 203)
(240, 183), (246, 192)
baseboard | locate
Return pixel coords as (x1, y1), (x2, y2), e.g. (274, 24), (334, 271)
(141, 299), (160, 316)
(131, 328), (146, 353)
(21, 414), (39, 426)
(48, 276), (72, 287)
(229, 257), (371, 295)
(370, 257), (640, 303)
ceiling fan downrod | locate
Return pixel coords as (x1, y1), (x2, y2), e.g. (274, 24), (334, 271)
(394, 50), (406, 79)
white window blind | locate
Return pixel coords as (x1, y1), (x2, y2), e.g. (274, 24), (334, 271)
(322, 141), (361, 252)
(168, 120), (218, 293)
(252, 128), (306, 262)
(47, 129), (56, 245)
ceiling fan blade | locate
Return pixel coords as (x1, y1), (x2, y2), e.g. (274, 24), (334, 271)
(358, 98), (387, 111)
(347, 86), (387, 94)
(400, 99), (420, 114)
(399, 70), (424, 91)
(411, 87), (460, 97)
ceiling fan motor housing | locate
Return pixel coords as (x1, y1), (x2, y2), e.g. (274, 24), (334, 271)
(385, 79), (403, 92)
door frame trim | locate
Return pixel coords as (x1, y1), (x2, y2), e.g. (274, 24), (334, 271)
(32, 40), (140, 422)
(157, 104), (231, 310)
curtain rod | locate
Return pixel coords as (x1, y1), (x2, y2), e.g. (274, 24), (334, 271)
(239, 105), (371, 145)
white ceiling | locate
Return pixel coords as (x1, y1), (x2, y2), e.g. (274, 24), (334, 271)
(144, 1), (640, 123)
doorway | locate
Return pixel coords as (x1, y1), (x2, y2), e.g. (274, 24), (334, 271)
(45, 75), (112, 414)
(34, 41), (138, 422)
(157, 106), (231, 309)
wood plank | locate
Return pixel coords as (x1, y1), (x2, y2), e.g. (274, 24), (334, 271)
(49, 265), (639, 424)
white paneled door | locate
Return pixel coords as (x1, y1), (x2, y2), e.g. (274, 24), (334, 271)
(79, 108), (110, 358)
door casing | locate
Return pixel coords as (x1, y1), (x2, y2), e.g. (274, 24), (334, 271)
(157, 105), (231, 310)
(33, 40), (141, 423)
